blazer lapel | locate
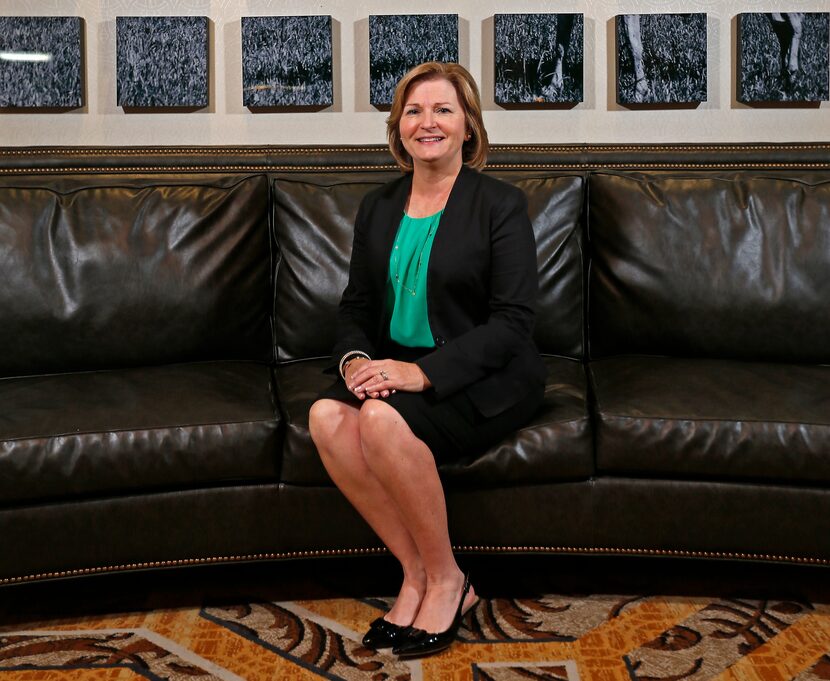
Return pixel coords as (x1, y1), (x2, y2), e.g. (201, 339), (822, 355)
(429, 165), (478, 272)
(370, 173), (411, 284)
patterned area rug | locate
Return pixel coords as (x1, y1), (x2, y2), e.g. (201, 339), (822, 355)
(1, 560), (829, 680)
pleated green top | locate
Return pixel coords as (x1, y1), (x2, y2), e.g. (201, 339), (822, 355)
(386, 210), (442, 347)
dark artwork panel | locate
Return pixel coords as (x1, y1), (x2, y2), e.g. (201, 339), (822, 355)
(241, 15), (333, 109)
(494, 13), (583, 106)
(369, 14), (458, 108)
(616, 13), (707, 106)
(116, 16), (208, 109)
(0, 16), (83, 109)
(738, 12), (829, 103)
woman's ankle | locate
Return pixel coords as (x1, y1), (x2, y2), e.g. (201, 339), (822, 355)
(385, 573), (426, 626)
(424, 565), (464, 589)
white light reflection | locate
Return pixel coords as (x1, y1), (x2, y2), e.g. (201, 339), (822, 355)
(0, 52), (52, 62)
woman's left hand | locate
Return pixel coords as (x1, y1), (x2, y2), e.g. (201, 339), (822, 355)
(348, 360), (432, 398)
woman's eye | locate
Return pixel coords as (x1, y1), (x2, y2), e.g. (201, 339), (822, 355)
(406, 108), (419, 115)
(437, 107), (451, 113)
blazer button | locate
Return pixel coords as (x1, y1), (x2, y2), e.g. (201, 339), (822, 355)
(435, 335), (447, 346)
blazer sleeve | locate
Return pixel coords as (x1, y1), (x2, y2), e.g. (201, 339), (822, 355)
(415, 184), (538, 398)
(328, 195), (382, 370)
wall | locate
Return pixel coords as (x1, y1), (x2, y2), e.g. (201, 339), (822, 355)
(1, 0), (827, 147)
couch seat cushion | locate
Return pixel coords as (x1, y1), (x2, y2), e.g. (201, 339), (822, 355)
(275, 356), (592, 487)
(0, 362), (280, 504)
(590, 357), (830, 484)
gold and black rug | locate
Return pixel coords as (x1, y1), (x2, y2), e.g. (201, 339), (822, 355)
(1, 557), (828, 680)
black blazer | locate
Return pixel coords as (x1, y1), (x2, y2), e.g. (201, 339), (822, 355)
(332, 165), (545, 417)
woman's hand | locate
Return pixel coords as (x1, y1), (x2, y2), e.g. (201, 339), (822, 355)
(347, 359), (432, 399)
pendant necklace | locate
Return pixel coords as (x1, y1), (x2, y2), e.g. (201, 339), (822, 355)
(392, 212), (440, 297)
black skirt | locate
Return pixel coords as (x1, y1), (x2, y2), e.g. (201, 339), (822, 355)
(317, 342), (543, 464)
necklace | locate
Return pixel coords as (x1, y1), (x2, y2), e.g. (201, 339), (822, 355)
(392, 212), (441, 297)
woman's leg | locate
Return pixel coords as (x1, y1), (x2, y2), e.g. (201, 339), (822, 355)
(308, 398), (426, 625)
(358, 399), (478, 634)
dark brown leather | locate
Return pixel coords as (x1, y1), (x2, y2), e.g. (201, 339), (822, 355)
(1, 144), (830, 583)
(590, 357), (830, 484)
(0, 362), (280, 503)
(588, 172), (830, 362)
(279, 482), (594, 553)
(445, 482), (593, 548)
(594, 478), (830, 561)
(0, 175), (272, 376)
(492, 172), (584, 358)
(272, 173), (396, 361)
(274, 356), (591, 487)
(0, 484), (281, 579)
(278, 485), (384, 552)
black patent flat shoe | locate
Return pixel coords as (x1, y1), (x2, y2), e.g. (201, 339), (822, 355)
(362, 616), (409, 649)
(392, 574), (473, 659)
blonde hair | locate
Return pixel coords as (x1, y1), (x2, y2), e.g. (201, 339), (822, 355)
(386, 62), (489, 172)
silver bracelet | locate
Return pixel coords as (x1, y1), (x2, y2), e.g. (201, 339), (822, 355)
(339, 350), (370, 380)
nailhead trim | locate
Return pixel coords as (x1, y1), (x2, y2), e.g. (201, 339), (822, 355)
(2, 545), (826, 585)
(1, 143), (828, 173)
(2, 162), (829, 175)
(1, 143), (829, 157)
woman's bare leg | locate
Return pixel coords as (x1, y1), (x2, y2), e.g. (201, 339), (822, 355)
(358, 400), (478, 634)
(309, 398), (426, 626)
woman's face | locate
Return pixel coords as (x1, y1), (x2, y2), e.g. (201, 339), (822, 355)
(399, 77), (468, 172)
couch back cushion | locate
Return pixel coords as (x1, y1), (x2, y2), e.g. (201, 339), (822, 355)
(273, 173), (393, 361)
(272, 171), (585, 362)
(0, 175), (271, 376)
(588, 172), (830, 362)
(510, 173), (584, 359)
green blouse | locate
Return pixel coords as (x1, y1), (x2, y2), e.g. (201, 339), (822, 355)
(386, 210), (442, 347)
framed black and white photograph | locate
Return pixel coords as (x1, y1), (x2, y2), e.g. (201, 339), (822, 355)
(241, 15), (333, 110)
(0, 16), (83, 109)
(616, 13), (707, 106)
(494, 13), (583, 107)
(738, 12), (829, 104)
(369, 14), (458, 108)
(116, 16), (208, 109)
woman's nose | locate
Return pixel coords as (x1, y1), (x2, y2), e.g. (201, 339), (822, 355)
(420, 112), (435, 128)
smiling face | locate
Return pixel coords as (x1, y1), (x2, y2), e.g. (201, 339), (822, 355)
(398, 76), (469, 173)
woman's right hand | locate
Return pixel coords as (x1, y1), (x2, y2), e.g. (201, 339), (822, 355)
(348, 359), (431, 399)
(345, 358), (377, 399)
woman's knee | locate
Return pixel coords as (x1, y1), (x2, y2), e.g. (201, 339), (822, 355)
(308, 399), (348, 448)
(358, 400), (407, 455)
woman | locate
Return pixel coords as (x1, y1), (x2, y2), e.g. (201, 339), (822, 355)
(308, 62), (544, 659)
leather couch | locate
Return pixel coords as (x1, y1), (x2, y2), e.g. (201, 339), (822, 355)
(1, 143), (828, 586)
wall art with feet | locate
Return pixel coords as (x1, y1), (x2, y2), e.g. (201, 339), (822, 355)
(738, 12), (829, 104)
(616, 13), (707, 107)
(494, 13), (584, 107)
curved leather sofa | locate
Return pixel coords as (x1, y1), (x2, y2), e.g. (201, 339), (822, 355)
(0, 143), (828, 585)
